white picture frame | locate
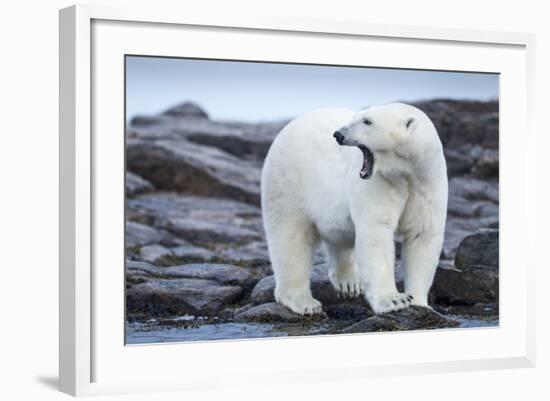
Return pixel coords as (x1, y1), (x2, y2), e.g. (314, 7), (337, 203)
(59, 3), (536, 397)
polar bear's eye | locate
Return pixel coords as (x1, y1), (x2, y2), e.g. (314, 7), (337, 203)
(363, 119), (372, 126)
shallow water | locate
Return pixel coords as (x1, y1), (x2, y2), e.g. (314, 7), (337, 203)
(126, 315), (498, 345)
(448, 315), (499, 328)
(127, 322), (281, 344)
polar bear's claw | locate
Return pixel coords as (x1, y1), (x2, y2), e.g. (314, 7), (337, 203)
(329, 271), (365, 299)
(367, 293), (413, 314)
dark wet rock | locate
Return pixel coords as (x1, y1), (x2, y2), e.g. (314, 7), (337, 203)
(126, 172), (154, 196)
(455, 229), (499, 270)
(341, 306), (459, 333)
(127, 193), (263, 247)
(162, 102), (209, 119)
(126, 277), (242, 317)
(434, 264), (498, 305)
(323, 301), (371, 320)
(233, 302), (305, 323)
(127, 139), (262, 205)
(250, 264), (341, 306)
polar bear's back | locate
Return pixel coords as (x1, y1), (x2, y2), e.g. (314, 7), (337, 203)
(261, 107), (356, 220)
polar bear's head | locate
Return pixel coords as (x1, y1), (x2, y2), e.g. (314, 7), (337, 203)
(332, 103), (439, 179)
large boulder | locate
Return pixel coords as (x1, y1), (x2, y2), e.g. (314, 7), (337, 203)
(455, 228), (499, 269)
(431, 229), (499, 305)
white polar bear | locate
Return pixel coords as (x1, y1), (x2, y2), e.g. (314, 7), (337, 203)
(261, 103), (448, 315)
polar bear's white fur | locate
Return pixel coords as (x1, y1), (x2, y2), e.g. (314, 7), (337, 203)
(261, 103), (448, 315)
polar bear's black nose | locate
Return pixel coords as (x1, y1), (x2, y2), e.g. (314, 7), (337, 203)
(333, 131), (344, 145)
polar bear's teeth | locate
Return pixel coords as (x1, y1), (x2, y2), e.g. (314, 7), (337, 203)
(358, 145), (374, 179)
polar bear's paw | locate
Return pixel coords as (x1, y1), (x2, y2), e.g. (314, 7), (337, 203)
(275, 289), (323, 315)
(367, 293), (413, 314)
(329, 270), (365, 298)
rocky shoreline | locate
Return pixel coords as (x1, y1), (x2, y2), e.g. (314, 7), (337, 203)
(125, 100), (499, 342)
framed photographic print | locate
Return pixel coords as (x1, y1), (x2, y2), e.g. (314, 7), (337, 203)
(59, 4), (536, 397)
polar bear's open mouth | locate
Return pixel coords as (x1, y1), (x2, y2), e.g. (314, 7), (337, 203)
(358, 145), (374, 179)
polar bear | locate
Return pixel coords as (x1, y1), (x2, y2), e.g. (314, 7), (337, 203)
(261, 103), (448, 315)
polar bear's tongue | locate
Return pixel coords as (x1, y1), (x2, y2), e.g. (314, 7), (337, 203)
(358, 145), (374, 179)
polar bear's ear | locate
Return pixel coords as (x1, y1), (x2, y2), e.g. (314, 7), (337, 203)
(405, 117), (416, 133)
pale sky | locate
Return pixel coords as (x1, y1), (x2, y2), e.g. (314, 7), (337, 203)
(126, 56), (499, 123)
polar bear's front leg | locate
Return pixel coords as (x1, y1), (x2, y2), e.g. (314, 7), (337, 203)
(402, 230), (444, 307)
(266, 218), (323, 315)
(355, 226), (412, 314)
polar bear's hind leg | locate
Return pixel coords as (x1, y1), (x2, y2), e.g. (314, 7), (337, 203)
(325, 243), (364, 298)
